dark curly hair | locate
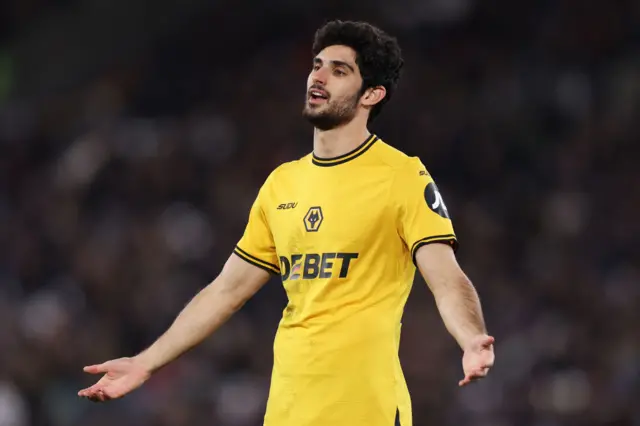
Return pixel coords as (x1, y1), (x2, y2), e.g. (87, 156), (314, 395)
(312, 20), (404, 123)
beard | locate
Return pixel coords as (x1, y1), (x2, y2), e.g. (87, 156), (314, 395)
(302, 92), (360, 131)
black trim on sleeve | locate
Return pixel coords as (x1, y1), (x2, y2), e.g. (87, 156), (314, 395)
(411, 234), (458, 266)
(233, 246), (280, 275)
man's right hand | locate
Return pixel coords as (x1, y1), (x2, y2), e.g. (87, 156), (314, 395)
(78, 357), (151, 402)
(77, 253), (272, 403)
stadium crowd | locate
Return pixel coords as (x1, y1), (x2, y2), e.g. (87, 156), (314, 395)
(0, 1), (638, 425)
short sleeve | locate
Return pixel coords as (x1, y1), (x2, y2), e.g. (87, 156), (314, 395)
(234, 174), (280, 275)
(394, 157), (458, 264)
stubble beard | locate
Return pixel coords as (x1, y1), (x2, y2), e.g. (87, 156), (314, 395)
(302, 93), (360, 131)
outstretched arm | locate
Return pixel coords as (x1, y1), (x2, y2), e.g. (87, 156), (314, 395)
(135, 253), (271, 372)
(415, 243), (495, 386)
(79, 253), (271, 401)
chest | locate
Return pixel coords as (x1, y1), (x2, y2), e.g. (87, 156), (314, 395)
(266, 171), (396, 254)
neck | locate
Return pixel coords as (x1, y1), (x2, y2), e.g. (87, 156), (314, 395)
(313, 117), (371, 159)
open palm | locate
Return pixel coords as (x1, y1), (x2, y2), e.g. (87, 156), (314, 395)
(78, 357), (151, 402)
(459, 334), (495, 387)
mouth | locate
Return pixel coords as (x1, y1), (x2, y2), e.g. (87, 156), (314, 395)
(308, 88), (329, 104)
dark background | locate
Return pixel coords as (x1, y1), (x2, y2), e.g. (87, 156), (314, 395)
(0, 1), (638, 425)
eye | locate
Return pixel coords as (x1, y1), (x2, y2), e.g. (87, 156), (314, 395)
(312, 63), (321, 71)
(334, 69), (346, 76)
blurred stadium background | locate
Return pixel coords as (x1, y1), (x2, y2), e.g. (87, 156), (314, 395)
(0, 0), (638, 425)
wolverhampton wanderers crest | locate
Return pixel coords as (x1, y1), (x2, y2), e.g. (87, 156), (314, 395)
(304, 206), (324, 232)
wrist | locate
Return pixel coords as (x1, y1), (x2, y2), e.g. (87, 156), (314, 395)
(461, 332), (489, 351)
(134, 351), (160, 374)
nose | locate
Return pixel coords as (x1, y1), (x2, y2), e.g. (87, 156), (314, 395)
(311, 67), (328, 86)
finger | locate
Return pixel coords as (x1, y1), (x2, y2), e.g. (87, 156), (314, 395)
(472, 359), (493, 370)
(80, 390), (103, 402)
(473, 368), (489, 378)
(78, 388), (93, 397)
(89, 385), (120, 400)
(83, 384), (104, 394)
(78, 384), (105, 397)
(99, 387), (118, 400)
(459, 368), (488, 386)
(458, 376), (471, 387)
(481, 336), (495, 348)
(92, 392), (106, 403)
(459, 372), (477, 386)
(83, 363), (111, 374)
(467, 368), (490, 381)
(481, 360), (494, 369)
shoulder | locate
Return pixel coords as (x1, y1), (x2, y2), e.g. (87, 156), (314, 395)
(372, 137), (430, 177)
(262, 155), (310, 187)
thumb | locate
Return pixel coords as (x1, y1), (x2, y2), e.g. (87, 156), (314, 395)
(480, 335), (495, 348)
(83, 361), (114, 374)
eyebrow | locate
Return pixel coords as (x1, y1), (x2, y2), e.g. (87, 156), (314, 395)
(313, 57), (356, 73)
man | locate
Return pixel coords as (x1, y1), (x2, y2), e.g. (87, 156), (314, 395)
(79, 20), (495, 426)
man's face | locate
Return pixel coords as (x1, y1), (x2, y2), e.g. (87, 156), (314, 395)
(302, 45), (364, 130)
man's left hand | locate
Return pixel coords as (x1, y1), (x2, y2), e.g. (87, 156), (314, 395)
(459, 334), (495, 387)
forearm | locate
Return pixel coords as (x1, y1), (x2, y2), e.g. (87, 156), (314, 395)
(433, 276), (487, 350)
(136, 280), (244, 373)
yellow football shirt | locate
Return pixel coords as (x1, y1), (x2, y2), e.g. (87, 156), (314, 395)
(234, 134), (457, 426)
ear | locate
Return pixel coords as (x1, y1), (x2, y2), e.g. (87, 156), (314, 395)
(360, 86), (387, 107)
